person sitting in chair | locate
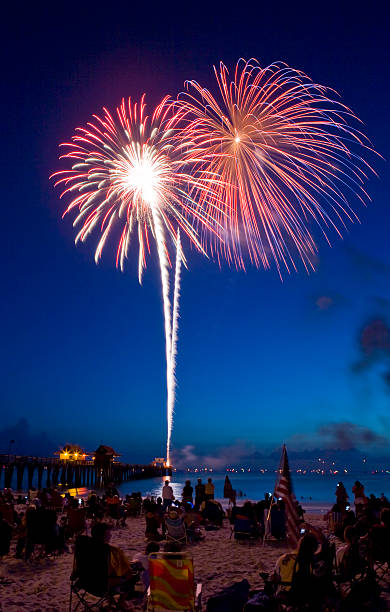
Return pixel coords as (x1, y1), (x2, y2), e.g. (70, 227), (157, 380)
(201, 499), (224, 526)
(145, 511), (164, 541)
(365, 507), (390, 568)
(273, 526), (333, 608)
(182, 503), (203, 542)
(91, 523), (138, 607)
(0, 510), (12, 557)
(336, 525), (365, 580)
(132, 541), (160, 589)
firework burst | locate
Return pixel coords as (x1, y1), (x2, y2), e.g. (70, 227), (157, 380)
(175, 58), (376, 275)
(51, 96), (218, 466)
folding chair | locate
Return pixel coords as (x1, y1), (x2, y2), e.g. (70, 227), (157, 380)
(147, 552), (201, 611)
(165, 516), (188, 545)
(28, 490), (39, 503)
(25, 507), (59, 559)
(67, 508), (87, 537)
(0, 516), (12, 556)
(69, 535), (119, 611)
(126, 497), (142, 517)
(367, 525), (390, 579)
(327, 511), (342, 534)
(232, 516), (259, 544)
(201, 501), (223, 527)
(334, 546), (375, 603)
(0, 504), (14, 525)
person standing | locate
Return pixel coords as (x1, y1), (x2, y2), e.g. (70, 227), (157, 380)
(352, 481), (367, 516)
(162, 480), (174, 512)
(182, 480), (193, 504)
(335, 481), (349, 511)
(205, 477), (215, 501)
(194, 479), (205, 510)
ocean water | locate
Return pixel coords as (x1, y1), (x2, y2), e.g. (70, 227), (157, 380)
(118, 471), (390, 506)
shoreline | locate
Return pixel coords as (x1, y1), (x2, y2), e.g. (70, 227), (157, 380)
(10, 479), (337, 517)
(12, 487), (334, 514)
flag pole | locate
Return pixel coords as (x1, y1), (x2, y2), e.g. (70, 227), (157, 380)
(273, 443), (300, 548)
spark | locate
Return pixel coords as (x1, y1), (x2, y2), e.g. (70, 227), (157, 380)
(51, 96), (220, 466)
(175, 58), (377, 276)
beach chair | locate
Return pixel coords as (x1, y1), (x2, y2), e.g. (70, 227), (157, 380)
(0, 516), (13, 556)
(0, 504), (14, 525)
(28, 489), (39, 503)
(334, 543), (377, 605)
(166, 516), (187, 546)
(67, 507), (87, 537)
(147, 552), (201, 611)
(23, 507), (63, 559)
(367, 525), (390, 578)
(232, 516), (259, 544)
(47, 490), (64, 513)
(126, 496), (142, 517)
(201, 501), (223, 527)
(69, 535), (119, 611)
(327, 511), (342, 534)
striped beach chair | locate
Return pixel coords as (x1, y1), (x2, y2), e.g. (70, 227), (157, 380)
(147, 552), (202, 611)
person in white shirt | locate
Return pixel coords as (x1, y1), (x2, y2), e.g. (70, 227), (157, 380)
(162, 480), (174, 512)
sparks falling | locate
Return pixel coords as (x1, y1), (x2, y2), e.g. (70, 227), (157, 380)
(51, 96), (218, 466)
(175, 59), (377, 275)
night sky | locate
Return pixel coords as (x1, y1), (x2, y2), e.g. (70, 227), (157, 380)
(1, 3), (389, 464)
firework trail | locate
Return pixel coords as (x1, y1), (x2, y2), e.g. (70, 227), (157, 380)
(51, 96), (219, 465)
(175, 59), (377, 275)
(167, 229), (182, 464)
(151, 206), (173, 465)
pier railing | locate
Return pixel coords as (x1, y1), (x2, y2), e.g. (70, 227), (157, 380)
(0, 454), (170, 490)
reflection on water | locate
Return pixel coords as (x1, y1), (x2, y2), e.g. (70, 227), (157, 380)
(134, 475), (184, 501)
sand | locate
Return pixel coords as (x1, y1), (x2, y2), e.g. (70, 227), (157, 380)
(0, 504), (389, 611)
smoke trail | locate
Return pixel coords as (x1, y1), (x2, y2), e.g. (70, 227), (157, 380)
(166, 230), (182, 465)
(151, 208), (172, 464)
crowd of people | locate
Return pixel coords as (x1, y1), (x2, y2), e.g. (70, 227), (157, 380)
(1, 479), (390, 610)
(327, 480), (390, 546)
(143, 478), (225, 542)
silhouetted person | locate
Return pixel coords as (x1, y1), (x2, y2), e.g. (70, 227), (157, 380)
(182, 480), (193, 504)
(194, 479), (205, 510)
(205, 478), (215, 500)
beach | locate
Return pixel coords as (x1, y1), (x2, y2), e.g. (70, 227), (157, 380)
(1, 501), (390, 611)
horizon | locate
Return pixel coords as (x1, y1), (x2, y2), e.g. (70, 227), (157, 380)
(1, 416), (390, 471)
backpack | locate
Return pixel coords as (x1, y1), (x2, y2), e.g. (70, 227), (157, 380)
(206, 579), (250, 611)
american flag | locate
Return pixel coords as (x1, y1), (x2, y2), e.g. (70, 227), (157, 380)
(274, 444), (301, 547)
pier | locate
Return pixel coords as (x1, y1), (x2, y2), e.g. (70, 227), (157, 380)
(0, 455), (171, 491)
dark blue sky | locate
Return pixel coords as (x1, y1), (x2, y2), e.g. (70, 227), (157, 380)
(1, 2), (389, 463)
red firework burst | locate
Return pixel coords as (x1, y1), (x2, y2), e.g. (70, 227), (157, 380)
(174, 59), (377, 275)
